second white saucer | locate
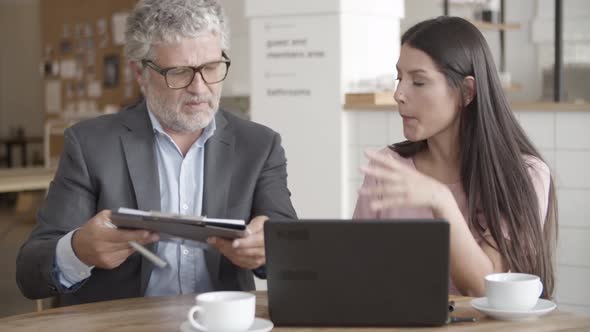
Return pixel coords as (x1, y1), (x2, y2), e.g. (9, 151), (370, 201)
(471, 297), (557, 321)
(180, 317), (274, 332)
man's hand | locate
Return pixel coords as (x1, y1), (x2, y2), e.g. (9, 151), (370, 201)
(207, 215), (268, 270)
(71, 210), (160, 269)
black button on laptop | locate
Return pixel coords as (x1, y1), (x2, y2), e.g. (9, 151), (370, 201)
(264, 219), (450, 327)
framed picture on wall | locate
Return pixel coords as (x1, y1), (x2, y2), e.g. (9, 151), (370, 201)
(103, 54), (119, 88)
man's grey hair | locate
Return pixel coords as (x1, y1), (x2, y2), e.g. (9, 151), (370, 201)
(124, 0), (230, 62)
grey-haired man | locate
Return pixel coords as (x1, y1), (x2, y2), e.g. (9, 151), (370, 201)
(17, 0), (296, 305)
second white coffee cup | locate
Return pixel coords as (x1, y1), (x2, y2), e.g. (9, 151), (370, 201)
(187, 291), (255, 332)
(485, 273), (543, 311)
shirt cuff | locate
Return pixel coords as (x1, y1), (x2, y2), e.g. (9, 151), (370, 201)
(253, 265), (267, 279)
(55, 229), (94, 288)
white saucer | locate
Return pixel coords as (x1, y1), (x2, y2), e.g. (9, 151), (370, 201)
(179, 317), (274, 332)
(471, 297), (557, 321)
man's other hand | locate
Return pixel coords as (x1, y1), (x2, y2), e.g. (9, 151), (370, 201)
(207, 215), (268, 270)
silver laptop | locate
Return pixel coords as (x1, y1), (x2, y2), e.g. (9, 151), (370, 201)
(264, 219), (450, 327)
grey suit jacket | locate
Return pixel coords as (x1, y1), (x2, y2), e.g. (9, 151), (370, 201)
(16, 101), (297, 305)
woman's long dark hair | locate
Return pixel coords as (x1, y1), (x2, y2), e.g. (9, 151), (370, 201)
(392, 16), (557, 298)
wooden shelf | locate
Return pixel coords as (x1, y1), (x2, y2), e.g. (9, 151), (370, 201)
(471, 20), (521, 31)
(343, 102), (590, 112)
(503, 83), (522, 92)
(511, 102), (590, 111)
(344, 92), (396, 106)
(344, 84), (521, 107)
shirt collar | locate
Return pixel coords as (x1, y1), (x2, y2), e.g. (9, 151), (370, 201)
(147, 107), (217, 147)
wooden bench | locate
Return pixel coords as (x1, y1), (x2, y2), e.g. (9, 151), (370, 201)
(0, 167), (54, 214)
(0, 167), (54, 193)
(0, 167), (55, 311)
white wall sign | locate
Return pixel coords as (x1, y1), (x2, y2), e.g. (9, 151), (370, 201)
(247, 0), (404, 218)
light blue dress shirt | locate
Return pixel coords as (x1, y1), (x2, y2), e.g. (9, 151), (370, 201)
(55, 110), (217, 296)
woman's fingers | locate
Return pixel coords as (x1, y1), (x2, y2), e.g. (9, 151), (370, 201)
(364, 149), (407, 171)
(369, 196), (407, 211)
(359, 183), (407, 197)
(361, 165), (404, 182)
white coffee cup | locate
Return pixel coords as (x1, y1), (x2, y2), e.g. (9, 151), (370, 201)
(485, 273), (543, 311)
(187, 291), (255, 331)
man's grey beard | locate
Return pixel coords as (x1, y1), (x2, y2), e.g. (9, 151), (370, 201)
(145, 85), (219, 133)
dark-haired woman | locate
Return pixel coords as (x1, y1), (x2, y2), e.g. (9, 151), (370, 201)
(354, 16), (557, 298)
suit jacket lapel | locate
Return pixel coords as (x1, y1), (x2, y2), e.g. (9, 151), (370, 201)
(203, 111), (233, 218)
(119, 102), (161, 295)
(203, 111), (234, 289)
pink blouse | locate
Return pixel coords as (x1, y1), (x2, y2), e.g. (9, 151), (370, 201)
(352, 148), (552, 295)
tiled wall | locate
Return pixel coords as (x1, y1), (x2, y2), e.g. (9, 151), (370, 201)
(343, 109), (590, 314)
(343, 111), (405, 217)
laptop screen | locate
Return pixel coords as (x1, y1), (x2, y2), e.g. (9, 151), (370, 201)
(264, 219), (450, 327)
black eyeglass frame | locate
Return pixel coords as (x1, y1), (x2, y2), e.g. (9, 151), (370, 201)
(141, 51), (231, 89)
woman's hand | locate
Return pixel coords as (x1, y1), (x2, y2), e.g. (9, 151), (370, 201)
(360, 149), (499, 296)
(359, 150), (451, 214)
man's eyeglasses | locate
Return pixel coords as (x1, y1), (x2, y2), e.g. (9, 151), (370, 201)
(141, 51), (231, 89)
